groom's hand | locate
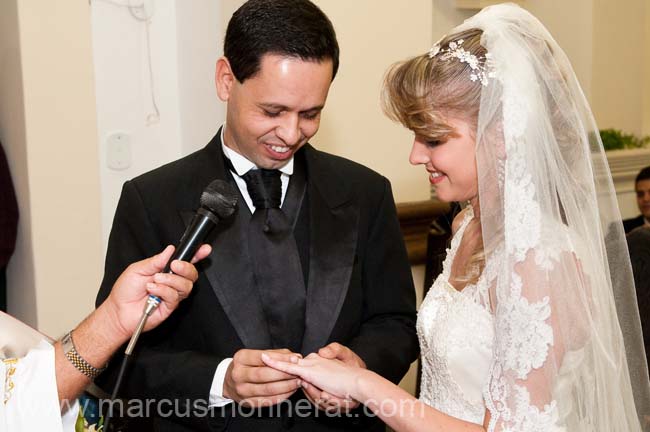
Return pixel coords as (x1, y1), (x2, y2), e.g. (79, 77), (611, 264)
(303, 343), (365, 413)
(223, 348), (302, 407)
(318, 342), (366, 369)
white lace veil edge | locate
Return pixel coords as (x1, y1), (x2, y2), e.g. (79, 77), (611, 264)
(449, 4), (649, 431)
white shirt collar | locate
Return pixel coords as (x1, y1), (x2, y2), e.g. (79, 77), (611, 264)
(220, 126), (294, 176)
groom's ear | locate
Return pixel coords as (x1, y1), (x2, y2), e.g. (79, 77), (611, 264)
(216, 57), (236, 102)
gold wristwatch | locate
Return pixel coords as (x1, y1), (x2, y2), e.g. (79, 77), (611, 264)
(61, 331), (106, 380)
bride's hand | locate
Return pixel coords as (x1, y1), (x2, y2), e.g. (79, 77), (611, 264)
(261, 352), (361, 402)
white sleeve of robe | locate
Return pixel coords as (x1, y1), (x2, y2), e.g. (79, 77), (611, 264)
(1, 335), (80, 431)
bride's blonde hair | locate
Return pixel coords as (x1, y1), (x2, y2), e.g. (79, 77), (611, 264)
(381, 28), (486, 286)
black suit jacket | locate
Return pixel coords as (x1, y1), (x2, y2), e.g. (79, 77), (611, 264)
(627, 227), (650, 369)
(96, 132), (419, 431)
(623, 215), (645, 234)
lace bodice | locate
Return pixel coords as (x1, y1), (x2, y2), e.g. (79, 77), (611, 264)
(416, 206), (495, 425)
(416, 207), (595, 430)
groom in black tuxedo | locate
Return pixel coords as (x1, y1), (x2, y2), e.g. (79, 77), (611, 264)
(95, 1), (418, 430)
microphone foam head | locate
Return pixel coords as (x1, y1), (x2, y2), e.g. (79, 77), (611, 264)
(201, 180), (238, 219)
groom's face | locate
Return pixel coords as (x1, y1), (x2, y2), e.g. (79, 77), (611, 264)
(217, 53), (333, 169)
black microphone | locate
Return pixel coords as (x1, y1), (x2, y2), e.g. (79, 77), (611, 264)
(103, 179), (238, 432)
(162, 179), (239, 273)
(128, 178), (238, 349)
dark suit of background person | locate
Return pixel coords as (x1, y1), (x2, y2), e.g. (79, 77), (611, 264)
(627, 227), (650, 370)
(623, 165), (650, 234)
(624, 215), (646, 234)
(95, 131), (419, 431)
(0, 141), (18, 312)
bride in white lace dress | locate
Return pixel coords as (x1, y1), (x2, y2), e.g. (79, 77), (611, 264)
(263, 4), (650, 431)
(416, 204), (494, 426)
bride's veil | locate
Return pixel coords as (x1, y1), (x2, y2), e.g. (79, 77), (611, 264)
(449, 4), (650, 431)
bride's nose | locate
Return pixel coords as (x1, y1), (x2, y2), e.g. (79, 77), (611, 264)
(409, 139), (430, 166)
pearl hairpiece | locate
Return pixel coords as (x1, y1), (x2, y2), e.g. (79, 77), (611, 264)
(428, 37), (495, 86)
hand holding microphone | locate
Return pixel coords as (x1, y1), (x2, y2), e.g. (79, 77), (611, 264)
(124, 179), (239, 355)
(103, 180), (237, 431)
(103, 243), (212, 341)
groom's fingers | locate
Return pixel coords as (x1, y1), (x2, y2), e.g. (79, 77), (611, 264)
(240, 391), (297, 408)
(233, 349), (299, 381)
(302, 380), (324, 408)
(261, 353), (305, 376)
(238, 378), (302, 398)
(225, 366), (297, 402)
(262, 352), (359, 413)
(244, 365), (295, 383)
(226, 349), (302, 402)
(318, 342), (366, 368)
(235, 348), (297, 367)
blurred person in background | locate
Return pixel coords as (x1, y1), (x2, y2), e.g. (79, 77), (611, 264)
(0, 140), (18, 312)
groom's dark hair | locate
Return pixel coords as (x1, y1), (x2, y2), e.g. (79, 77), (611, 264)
(224, 0), (340, 83)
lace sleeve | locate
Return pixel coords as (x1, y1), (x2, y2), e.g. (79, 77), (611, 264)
(484, 243), (571, 431)
(484, 236), (641, 431)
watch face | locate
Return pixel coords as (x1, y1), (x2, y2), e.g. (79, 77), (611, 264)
(62, 332), (73, 353)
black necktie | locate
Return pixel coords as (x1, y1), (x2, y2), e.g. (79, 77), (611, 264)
(242, 169), (306, 352)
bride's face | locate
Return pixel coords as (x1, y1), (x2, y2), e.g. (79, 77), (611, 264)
(409, 117), (478, 204)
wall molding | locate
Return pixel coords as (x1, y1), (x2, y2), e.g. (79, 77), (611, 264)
(606, 148), (650, 194)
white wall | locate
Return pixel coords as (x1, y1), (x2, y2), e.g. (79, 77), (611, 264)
(311, 0), (434, 203)
(176, 2), (224, 155)
(92, 0), (224, 249)
(431, 0), (476, 51)
(0, 1), (103, 337)
(591, 0), (646, 136)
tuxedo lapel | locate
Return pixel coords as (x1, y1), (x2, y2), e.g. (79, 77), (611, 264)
(180, 130), (272, 349)
(301, 146), (360, 355)
(204, 207), (273, 349)
(178, 139), (360, 352)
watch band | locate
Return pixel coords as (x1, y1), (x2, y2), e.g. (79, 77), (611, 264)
(61, 331), (106, 380)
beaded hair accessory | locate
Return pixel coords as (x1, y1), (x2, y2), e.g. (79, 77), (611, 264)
(428, 36), (495, 86)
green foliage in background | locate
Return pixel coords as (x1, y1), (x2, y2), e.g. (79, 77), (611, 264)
(600, 129), (650, 151)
